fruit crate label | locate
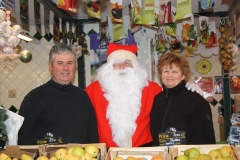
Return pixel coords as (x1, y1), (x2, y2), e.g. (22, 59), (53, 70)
(158, 127), (186, 146)
(229, 126), (240, 144)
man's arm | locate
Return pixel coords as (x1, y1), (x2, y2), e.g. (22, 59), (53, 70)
(85, 93), (99, 143)
(18, 96), (37, 145)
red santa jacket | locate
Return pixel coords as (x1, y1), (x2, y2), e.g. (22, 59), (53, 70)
(86, 81), (162, 148)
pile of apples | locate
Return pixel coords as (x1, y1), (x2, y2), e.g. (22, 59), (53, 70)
(114, 155), (164, 160)
(176, 146), (235, 160)
(0, 153), (33, 160)
(218, 25), (237, 71)
(37, 145), (99, 160)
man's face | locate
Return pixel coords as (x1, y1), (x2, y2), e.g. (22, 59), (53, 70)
(113, 60), (133, 70)
(48, 52), (76, 85)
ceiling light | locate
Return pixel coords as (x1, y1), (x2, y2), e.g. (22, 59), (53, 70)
(17, 32), (33, 41)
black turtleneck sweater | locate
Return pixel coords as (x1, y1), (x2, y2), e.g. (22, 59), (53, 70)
(150, 80), (216, 146)
(18, 79), (99, 145)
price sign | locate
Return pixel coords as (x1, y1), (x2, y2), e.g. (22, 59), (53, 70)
(158, 127), (186, 146)
(229, 126), (240, 144)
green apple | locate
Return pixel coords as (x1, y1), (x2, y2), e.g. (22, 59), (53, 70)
(114, 157), (124, 160)
(0, 153), (11, 160)
(68, 147), (74, 155)
(50, 156), (58, 160)
(184, 149), (190, 156)
(84, 144), (99, 158)
(216, 158), (224, 160)
(72, 146), (85, 157)
(176, 155), (188, 160)
(220, 146), (234, 158)
(62, 154), (72, 160)
(37, 156), (49, 160)
(208, 149), (223, 160)
(80, 152), (92, 160)
(223, 156), (234, 160)
(55, 148), (68, 160)
(196, 154), (211, 160)
(21, 154), (33, 160)
(12, 158), (18, 160)
(188, 148), (200, 159)
(66, 155), (81, 160)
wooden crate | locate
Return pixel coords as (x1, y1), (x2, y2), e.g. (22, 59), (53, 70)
(0, 145), (39, 159)
(43, 143), (107, 160)
(106, 147), (168, 160)
(232, 145), (240, 160)
(169, 144), (237, 160)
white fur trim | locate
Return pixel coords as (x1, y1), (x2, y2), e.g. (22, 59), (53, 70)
(107, 50), (137, 62)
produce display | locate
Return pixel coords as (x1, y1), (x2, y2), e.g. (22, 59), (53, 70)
(113, 155), (164, 160)
(40, 145), (99, 160)
(0, 153), (33, 160)
(218, 25), (237, 71)
(175, 146), (235, 160)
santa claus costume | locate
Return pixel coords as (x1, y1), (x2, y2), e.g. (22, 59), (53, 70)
(86, 43), (162, 148)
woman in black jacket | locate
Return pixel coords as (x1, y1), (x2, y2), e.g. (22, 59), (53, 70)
(150, 53), (216, 146)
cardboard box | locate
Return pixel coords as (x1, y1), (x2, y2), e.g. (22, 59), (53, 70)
(0, 145), (39, 159)
(43, 143), (106, 160)
(169, 144), (237, 160)
(106, 147), (168, 160)
(232, 145), (240, 160)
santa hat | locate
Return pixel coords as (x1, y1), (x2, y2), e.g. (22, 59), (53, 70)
(107, 43), (138, 63)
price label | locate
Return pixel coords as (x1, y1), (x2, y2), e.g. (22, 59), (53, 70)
(158, 127), (186, 146)
(229, 126), (240, 144)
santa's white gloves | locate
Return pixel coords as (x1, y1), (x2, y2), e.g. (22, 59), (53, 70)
(185, 82), (203, 96)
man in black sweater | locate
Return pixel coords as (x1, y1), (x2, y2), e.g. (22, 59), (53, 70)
(18, 43), (99, 145)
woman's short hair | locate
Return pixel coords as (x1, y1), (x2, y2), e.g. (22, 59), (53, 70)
(157, 52), (192, 82)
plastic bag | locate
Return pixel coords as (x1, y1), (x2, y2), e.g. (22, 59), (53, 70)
(0, 106), (24, 145)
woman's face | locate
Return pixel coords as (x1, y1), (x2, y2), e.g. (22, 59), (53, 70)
(161, 64), (185, 88)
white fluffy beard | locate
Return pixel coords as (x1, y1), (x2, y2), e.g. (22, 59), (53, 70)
(96, 61), (148, 147)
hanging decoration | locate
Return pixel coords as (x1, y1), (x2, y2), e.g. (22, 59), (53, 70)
(44, 0), (52, 41)
(182, 14), (197, 57)
(57, 0), (78, 13)
(205, 21), (217, 48)
(236, 5), (240, 40)
(110, 0), (123, 23)
(62, 19), (67, 44)
(228, 11), (236, 42)
(71, 40), (82, 59)
(128, 4), (142, 33)
(159, 0), (173, 25)
(67, 22), (74, 45)
(2, 0), (16, 18)
(175, 0), (191, 21)
(142, 0), (155, 26)
(19, 49), (32, 63)
(20, 0), (29, 31)
(74, 24), (89, 55)
(34, 0), (42, 35)
(99, 21), (109, 47)
(113, 22), (125, 42)
(131, 0), (143, 24)
(199, 0), (214, 10)
(0, 9), (22, 71)
(218, 20), (238, 71)
(86, 0), (100, 19)
(53, 14), (60, 44)
(199, 16), (209, 44)
(155, 27), (167, 54)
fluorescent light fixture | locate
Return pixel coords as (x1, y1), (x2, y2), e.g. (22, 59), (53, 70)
(17, 32), (33, 41)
